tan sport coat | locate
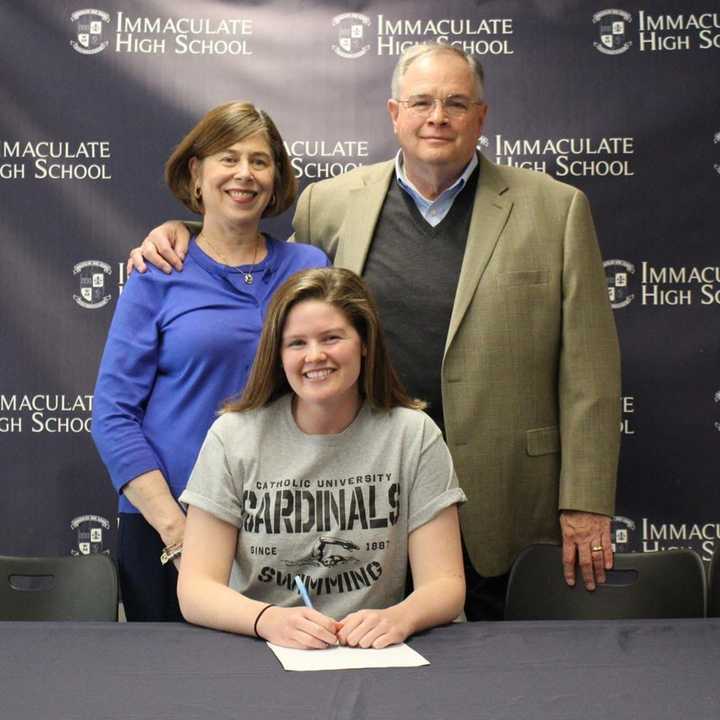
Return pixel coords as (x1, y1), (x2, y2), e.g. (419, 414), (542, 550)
(292, 154), (621, 576)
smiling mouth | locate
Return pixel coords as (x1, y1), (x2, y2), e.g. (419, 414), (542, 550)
(303, 369), (335, 380)
(226, 189), (258, 201)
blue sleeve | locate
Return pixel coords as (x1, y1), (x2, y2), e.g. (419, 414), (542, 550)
(273, 241), (331, 279)
(298, 244), (331, 269)
(91, 272), (164, 494)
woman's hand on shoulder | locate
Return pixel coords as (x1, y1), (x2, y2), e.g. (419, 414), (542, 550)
(336, 607), (411, 649)
(255, 606), (341, 650)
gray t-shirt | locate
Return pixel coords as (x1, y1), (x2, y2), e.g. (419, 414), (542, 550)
(180, 395), (466, 619)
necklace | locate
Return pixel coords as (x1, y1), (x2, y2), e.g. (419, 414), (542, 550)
(198, 232), (262, 284)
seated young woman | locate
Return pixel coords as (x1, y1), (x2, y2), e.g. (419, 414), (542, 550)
(178, 267), (466, 649)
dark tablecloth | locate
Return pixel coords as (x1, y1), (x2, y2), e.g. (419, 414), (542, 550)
(2, 619), (719, 719)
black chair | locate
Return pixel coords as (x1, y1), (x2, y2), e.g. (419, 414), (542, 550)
(707, 548), (720, 617)
(0, 554), (118, 621)
(505, 544), (706, 620)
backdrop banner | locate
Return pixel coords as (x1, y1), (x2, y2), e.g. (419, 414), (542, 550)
(2, 0), (719, 564)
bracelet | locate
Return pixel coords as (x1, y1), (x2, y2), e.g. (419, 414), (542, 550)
(253, 603), (275, 639)
(160, 542), (183, 566)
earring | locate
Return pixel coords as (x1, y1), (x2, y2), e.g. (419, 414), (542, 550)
(194, 182), (202, 200)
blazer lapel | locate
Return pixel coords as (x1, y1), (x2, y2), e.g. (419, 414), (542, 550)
(446, 156), (512, 352)
(334, 161), (394, 274)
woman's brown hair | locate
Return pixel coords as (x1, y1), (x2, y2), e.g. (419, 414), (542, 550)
(165, 101), (296, 216)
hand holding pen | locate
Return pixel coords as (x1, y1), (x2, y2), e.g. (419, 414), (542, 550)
(253, 576), (339, 649)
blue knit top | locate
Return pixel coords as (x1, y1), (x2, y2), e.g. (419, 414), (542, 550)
(91, 235), (329, 513)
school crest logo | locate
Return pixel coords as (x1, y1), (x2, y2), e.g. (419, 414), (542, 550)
(593, 9), (632, 55)
(611, 515), (636, 551)
(73, 260), (112, 309)
(70, 9), (111, 55)
(70, 514), (111, 555)
(604, 259), (636, 309)
(331, 13), (371, 59)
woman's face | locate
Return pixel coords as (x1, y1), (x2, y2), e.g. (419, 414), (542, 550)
(190, 132), (275, 229)
(281, 300), (365, 416)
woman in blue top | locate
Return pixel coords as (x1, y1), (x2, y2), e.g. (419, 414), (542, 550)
(91, 101), (329, 621)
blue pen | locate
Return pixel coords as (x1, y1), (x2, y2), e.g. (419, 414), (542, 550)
(294, 575), (314, 609)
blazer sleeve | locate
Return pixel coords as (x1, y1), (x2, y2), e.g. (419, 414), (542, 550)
(291, 183), (313, 246)
(557, 189), (621, 516)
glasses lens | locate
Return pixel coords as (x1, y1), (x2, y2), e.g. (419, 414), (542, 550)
(405, 95), (472, 117)
(407, 96), (434, 114)
(444, 96), (471, 116)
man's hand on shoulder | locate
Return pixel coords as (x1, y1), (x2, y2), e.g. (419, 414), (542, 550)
(127, 220), (191, 276)
(559, 510), (613, 591)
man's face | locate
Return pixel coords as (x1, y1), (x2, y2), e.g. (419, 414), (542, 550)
(388, 52), (487, 180)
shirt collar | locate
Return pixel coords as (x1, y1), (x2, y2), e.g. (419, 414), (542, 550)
(395, 150), (478, 207)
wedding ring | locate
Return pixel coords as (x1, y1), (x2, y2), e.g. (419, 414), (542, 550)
(591, 545), (604, 553)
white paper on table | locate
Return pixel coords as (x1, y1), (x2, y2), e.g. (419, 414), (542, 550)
(266, 641), (430, 671)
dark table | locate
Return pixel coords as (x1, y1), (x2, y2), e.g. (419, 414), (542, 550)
(2, 619), (719, 719)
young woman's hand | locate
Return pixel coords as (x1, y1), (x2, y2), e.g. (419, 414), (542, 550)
(336, 607), (411, 649)
(256, 606), (341, 649)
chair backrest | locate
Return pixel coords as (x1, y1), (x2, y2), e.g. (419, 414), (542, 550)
(708, 548), (720, 617)
(0, 554), (118, 621)
(504, 544), (706, 620)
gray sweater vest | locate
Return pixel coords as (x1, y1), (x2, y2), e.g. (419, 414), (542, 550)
(362, 167), (479, 432)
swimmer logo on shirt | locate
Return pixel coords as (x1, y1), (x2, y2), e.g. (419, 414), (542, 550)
(285, 536), (360, 568)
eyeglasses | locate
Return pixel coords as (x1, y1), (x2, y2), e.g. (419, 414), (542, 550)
(395, 95), (484, 118)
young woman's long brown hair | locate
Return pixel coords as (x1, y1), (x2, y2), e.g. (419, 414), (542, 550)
(223, 267), (425, 413)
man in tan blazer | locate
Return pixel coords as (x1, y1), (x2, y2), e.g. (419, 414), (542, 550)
(133, 43), (620, 620)
(291, 44), (620, 618)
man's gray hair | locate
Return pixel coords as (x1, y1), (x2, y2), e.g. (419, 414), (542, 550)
(390, 43), (485, 101)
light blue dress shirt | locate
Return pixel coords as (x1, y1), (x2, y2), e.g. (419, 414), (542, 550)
(394, 150), (479, 227)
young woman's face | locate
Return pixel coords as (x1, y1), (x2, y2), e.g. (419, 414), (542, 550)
(281, 300), (364, 415)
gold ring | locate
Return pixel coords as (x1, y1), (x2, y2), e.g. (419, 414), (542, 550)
(591, 545), (604, 552)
